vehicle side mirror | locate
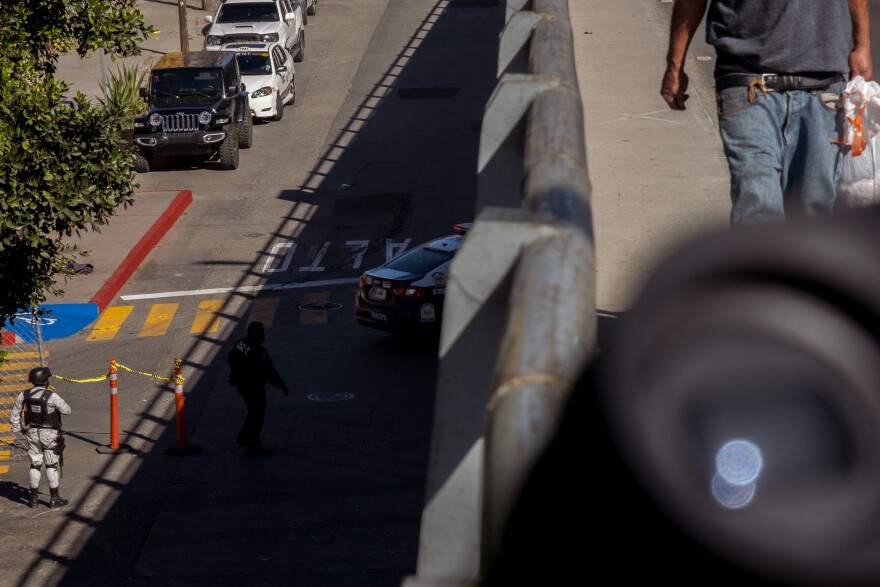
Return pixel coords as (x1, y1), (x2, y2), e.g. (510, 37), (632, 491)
(228, 85), (239, 95)
(277, 66), (287, 73)
(284, 11), (294, 21)
(240, 83), (247, 92)
(139, 87), (149, 98)
(204, 15), (213, 24)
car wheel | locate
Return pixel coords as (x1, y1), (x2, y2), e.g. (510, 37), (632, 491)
(270, 93), (284, 122)
(237, 106), (254, 149)
(289, 77), (296, 105)
(219, 125), (239, 170)
(294, 30), (305, 62)
(308, 0), (316, 16)
(134, 152), (151, 173)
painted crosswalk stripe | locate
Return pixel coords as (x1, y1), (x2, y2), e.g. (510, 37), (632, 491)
(87, 306), (134, 341)
(248, 297), (280, 328)
(139, 303), (180, 337)
(300, 291), (329, 325)
(191, 300), (223, 333)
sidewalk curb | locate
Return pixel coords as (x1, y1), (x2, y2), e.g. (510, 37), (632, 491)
(90, 189), (193, 313)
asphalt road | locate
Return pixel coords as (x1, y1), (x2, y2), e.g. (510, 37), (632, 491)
(0, 1), (503, 585)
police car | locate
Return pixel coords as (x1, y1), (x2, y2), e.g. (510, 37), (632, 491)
(355, 223), (472, 335)
(223, 42), (296, 121)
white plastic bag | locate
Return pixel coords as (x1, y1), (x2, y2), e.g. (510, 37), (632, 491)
(837, 76), (880, 208)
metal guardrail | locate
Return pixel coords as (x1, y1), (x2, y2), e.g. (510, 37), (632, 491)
(403, 0), (593, 584)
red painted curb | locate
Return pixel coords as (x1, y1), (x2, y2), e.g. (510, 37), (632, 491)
(90, 190), (193, 313)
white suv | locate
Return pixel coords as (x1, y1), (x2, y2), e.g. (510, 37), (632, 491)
(204, 0), (305, 62)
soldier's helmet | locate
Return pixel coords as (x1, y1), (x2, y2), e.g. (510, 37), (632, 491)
(28, 367), (52, 386)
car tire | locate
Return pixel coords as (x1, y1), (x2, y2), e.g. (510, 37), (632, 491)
(134, 152), (151, 173)
(308, 0), (316, 16)
(289, 77), (296, 105)
(237, 105), (254, 149)
(219, 126), (239, 170)
(270, 93), (284, 122)
(302, 6), (308, 25)
(294, 30), (305, 62)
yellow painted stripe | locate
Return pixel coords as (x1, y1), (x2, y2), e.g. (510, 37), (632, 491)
(0, 435), (14, 444)
(191, 300), (222, 333)
(248, 297), (280, 328)
(300, 291), (329, 325)
(2, 351), (46, 359)
(139, 303), (179, 337)
(0, 395), (16, 404)
(87, 306), (133, 341)
(0, 361), (39, 371)
(0, 383), (27, 392)
(0, 450), (10, 459)
(0, 465), (8, 474)
(0, 423), (9, 433)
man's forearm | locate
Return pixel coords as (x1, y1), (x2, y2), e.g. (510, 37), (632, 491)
(666, 0), (709, 70)
(849, 0), (870, 51)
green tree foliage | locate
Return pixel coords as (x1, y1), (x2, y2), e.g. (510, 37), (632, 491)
(0, 0), (157, 324)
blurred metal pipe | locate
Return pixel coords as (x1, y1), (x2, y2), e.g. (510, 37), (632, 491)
(480, 0), (594, 575)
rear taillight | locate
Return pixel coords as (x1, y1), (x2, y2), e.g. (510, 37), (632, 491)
(392, 285), (431, 298)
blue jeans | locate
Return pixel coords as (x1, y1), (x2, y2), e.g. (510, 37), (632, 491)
(716, 81), (846, 227)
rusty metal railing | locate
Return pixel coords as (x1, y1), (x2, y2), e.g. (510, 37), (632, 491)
(404, 1), (593, 584)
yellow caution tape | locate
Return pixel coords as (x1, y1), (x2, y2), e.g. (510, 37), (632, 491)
(53, 359), (184, 386)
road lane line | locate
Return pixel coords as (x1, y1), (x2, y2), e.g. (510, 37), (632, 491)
(119, 277), (359, 301)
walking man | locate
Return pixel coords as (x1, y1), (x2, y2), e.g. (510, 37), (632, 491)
(9, 367), (71, 509)
(660, 0), (872, 227)
(227, 321), (289, 456)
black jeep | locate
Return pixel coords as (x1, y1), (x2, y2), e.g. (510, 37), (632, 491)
(132, 50), (254, 172)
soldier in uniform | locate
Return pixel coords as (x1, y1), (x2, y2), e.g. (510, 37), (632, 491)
(9, 367), (72, 509)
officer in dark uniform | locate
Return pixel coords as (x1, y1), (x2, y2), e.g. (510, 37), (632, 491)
(9, 367), (72, 508)
(227, 321), (289, 455)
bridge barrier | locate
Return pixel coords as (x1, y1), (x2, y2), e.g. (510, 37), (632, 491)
(404, 1), (594, 584)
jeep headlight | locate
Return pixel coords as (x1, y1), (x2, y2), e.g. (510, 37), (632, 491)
(260, 33), (279, 43)
(251, 86), (274, 99)
(199, 111), (213, 125)
(206, 35), (224, 47)
(149, 113), (162, 126)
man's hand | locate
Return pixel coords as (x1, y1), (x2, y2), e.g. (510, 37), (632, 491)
(661, 67), (690, 110)
(850, 46), (873, 82)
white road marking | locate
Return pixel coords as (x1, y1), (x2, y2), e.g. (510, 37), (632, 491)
(346, 240), (369, 269)
(262, 242), (297, 273)
(119, 278), (360, 301)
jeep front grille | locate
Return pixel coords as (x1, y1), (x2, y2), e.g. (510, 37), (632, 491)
(161, 113), (200, 132)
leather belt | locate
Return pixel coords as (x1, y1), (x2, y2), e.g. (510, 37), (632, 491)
(715, 73), (845, 93)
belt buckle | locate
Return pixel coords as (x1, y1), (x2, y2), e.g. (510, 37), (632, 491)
(760, 73), (782, 90)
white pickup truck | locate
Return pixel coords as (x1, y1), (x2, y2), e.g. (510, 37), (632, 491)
(204, 0), (305, 63)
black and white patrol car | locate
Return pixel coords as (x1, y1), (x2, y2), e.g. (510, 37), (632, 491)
(354, 223), (472, 336)
(224, 42), (296, 121)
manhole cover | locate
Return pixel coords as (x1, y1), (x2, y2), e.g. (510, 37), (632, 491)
(298, 302), (343, 311)
(308, 392), (355, 402)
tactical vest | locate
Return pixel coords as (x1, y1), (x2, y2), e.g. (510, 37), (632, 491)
(24, 387), (61, 429)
